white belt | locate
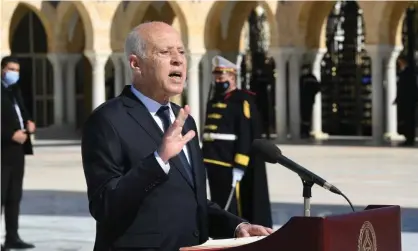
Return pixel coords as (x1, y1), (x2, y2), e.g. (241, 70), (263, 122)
(203, 133), (237, 141)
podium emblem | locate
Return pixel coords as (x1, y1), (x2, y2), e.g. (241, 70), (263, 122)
(358, 221), (377, 251)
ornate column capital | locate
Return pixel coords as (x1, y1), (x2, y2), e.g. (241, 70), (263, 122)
(364, 44), (393, 61)
(84, 51), (112, 67)
(187, 51), (205, 73)
(268, 46), (295, 61)
(1, 50), (11, 58)
(46, 53), (69, 65)
(387, 46), (404, 64)
(111, 52), (125, 65)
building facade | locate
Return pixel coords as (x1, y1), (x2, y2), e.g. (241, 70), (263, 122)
(0, 0), (416, 142)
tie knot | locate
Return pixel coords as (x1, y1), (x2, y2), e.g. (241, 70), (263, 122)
(156, 105), (171, 132)
(157, 105), (170, 116)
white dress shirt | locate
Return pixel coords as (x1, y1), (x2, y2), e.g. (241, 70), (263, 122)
(2, 82), (25, 130)
(131, 86), (248, 235)
(130, 85), (191, 174)
(14, 101), (25, 130)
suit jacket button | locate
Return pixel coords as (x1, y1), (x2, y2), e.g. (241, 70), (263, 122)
(193, 230), (200, 237)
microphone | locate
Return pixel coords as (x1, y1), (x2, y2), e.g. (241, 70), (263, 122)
(251, 139), (355, 213)
(251, 139), (341, 195)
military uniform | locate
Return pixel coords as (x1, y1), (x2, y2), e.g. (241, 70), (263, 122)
(202, 56), (272, 228)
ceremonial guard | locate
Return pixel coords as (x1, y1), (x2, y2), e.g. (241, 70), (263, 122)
(202, 55), (272, 228)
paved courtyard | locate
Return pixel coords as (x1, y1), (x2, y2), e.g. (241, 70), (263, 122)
(1, 143), (417, 250)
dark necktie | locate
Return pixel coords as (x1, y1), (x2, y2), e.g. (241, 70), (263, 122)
(156, 106), (194, 185)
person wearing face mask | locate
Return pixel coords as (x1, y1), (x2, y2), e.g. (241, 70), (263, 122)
(1, 56), (36, 250)
(202, 55), (272, 228)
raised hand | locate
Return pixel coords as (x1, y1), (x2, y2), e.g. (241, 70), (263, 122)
(157, 105), (195, 163)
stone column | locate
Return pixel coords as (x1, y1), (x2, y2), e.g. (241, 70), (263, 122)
(311, 48), (329, 139)
(365, 45), (391, 144)
(384, 46), (404, 141)
(47, 53), (66, 126)
(1, 50), (11, 59)
(187, 52), (203, 136)
(236, 53), (244, 89)
(65, 55), (81, 126)
(111, 53), (124, 96)
(288, 48), (304, 140)
(269, 47), (292, 141)
(86, 52), (110, 110)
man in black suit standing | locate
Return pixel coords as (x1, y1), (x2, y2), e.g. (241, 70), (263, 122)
(81, 21), (273, 251)
(1, 56), (36, 250)
(394, 55), (417, 146)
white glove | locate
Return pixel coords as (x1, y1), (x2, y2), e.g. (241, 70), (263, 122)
(232, 168), (245, 187)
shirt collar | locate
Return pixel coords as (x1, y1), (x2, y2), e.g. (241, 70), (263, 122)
(2, 80), (8, 88)
(130, 85), (171, 114)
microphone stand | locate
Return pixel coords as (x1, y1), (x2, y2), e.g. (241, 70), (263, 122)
(224, 183), (236, 211)
(301, 178), (314, 217)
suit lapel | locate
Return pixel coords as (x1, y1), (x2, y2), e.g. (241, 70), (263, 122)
(121, 87), (163, 145)
(186, 126), (202, 191)
(171, 105), (202, 190)
(121, 86), (195, 190)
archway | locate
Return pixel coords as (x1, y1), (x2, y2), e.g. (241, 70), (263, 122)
(399, 3), (418, 66)
(319, 1), (372, 136)
(126, 1), (188, 45)
(56, 2), (93, 129)
(9, 3), (52, 128)
(204, 1), (277, 53)
(204, 1), (278, 137)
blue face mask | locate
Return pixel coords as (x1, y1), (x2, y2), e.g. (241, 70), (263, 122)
(3, 71), (20, 87)
(214, 81), (230, 96)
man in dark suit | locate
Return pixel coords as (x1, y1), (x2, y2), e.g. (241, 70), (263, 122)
(1, 56), (36, 250)
(299, 64), (320, 138)
(394, 55), (417, 146)
(81, 21), (273, 251)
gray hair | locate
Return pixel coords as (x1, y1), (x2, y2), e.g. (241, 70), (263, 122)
(124, 26), (147, 61)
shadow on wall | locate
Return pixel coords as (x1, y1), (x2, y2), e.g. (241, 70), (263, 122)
(20, 189), (418, 233)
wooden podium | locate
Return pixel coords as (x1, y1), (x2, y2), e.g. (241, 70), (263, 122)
(181, 205), (402, 251)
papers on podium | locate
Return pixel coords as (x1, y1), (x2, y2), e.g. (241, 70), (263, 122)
(180, 236), (266, 251)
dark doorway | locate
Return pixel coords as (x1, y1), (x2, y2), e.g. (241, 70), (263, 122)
(240, 6), (276, 137)
(321, 1), (372, 136)
(10, 6), (53, 128)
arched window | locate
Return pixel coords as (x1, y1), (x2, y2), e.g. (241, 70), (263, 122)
(241, 6), (276, 137)
(10, 6), (54, 128)
(321, 1), (372, 136)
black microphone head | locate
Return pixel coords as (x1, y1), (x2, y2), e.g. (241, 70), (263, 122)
(251, 139), (282, 163)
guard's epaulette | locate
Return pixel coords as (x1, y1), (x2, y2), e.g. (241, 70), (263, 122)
(225, 89), (256, 101)
(242, 89), (256, 96)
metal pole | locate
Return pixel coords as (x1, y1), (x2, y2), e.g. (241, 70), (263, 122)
(224, 184), (236, 211)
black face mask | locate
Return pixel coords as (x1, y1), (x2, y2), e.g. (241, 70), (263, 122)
(213, 81), (230, 96)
